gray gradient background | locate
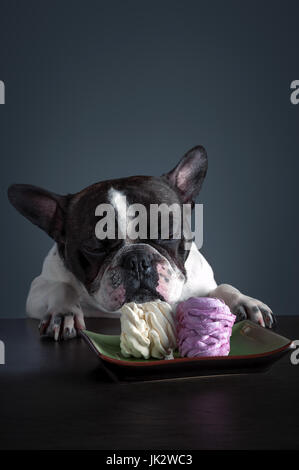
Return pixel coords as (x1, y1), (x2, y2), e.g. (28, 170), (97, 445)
(1, 0), (298, 318)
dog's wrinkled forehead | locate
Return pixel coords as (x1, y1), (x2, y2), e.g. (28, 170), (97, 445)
(67, 175), (181, 240)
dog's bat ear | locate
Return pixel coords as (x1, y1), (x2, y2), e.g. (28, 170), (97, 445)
(7, 184), (70, 242)
(163, 145), (208, 204)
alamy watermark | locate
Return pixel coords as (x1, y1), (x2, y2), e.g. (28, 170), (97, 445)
(0, 80), (5, 104)
(290, 80), (299, 105)
(290, 340), (299, 365)
(0, 340), (4, 365)
(95, 200), (203, 249)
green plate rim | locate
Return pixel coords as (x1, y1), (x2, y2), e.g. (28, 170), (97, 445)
(80, 320), (293, 368)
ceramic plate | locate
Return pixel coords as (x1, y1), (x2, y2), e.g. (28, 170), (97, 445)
(80, 320), (293, 382)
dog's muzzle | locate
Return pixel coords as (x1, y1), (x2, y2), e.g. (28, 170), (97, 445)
(122, 250), (160, 302)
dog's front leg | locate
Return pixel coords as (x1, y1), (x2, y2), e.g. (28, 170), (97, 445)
(26, 276), (86, 341)
(208, 284), (276, 328)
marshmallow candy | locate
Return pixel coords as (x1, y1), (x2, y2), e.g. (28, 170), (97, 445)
(176, 297), (235, 357)
(120, 300), (177, 359)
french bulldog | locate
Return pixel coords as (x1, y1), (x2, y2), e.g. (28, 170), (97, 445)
(8, 145), (275, 340)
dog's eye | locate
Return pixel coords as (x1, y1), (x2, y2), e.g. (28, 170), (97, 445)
(82, 244), (106, 256)
(155, 238), (179, 246)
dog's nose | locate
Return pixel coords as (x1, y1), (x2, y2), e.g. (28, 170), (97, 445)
(123, 252), (152, 277)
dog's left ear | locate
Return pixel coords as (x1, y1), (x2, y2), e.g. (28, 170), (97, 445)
(163, 145), (208, 204)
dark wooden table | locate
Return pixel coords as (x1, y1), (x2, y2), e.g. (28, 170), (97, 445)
(0, 316), (298, 450)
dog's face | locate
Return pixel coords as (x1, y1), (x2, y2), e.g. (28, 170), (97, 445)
(8, 146), (208, 312)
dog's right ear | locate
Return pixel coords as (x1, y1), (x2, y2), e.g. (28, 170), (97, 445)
(7, 184), (70, 242)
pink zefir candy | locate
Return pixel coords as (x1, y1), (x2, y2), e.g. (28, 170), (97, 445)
(176, 297), (236, 357)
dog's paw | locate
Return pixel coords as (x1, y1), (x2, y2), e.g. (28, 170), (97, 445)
(38, 312), (86, 341)
(232, 295), (276, 328)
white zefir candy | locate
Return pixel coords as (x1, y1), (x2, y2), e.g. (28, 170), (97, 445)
(120, 300), (177, 359)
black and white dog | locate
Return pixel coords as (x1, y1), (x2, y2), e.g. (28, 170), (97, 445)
(8, 146), (275, 340)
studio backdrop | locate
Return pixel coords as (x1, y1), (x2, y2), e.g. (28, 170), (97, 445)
(1, 0), (299, 318)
